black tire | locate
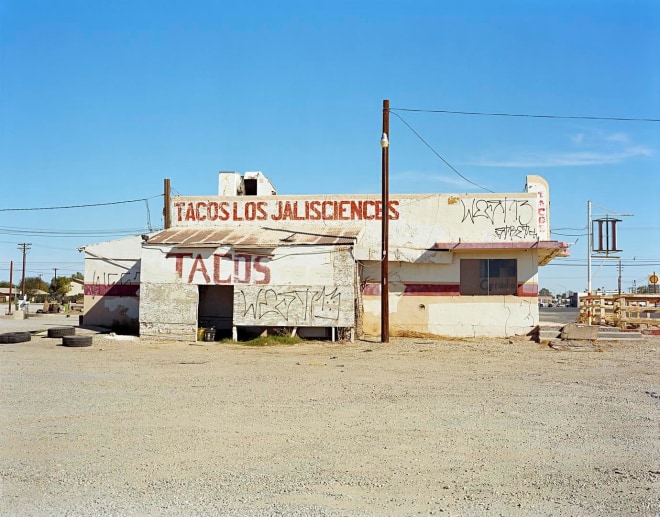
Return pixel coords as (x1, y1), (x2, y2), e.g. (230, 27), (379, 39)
(48, 326), (76, 338)
(0, 332), (32, 344)
(62, 335), (92, 347)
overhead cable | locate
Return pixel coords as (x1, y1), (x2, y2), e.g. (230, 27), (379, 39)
(390, 111), (494, 193)
(391, 108), (660, 123)
(0, 226), (158, 237)
(0, 194), (163, 212)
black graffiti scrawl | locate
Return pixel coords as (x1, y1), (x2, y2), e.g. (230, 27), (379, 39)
(460, 198), (537, 240)
(236, 286), (348, 326)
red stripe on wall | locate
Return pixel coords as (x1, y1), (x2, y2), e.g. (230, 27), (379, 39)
(363, 283), (538, 297)
(362, 284), (381, 296)
(403, 284), (460, 296)
(363, 284), (461, 296)
(84, 284), (140, 297)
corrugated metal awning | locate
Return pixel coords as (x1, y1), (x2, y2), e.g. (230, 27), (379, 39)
(432, 240), (571, 266)
(145, 225), (362, 248)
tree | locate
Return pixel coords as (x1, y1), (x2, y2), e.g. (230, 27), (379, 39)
(72, 272), (83, 280)
(0, 281), (17, 289)
(539, 288), (551, 297)
(23, 276), (49, 295)
(50, 277), (72, 299)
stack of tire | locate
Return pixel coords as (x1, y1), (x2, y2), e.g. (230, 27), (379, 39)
(47, 326), (93, 347)
(0, 332), (31, 344)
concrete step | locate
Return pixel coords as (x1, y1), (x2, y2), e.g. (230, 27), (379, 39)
(537, 325), (563, 342)
(597, 328), (644, 341)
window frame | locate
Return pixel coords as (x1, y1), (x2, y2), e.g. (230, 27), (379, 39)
(460, 258), (518, 296)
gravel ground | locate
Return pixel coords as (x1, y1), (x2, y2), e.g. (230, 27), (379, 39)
(0, 325), (658, 516)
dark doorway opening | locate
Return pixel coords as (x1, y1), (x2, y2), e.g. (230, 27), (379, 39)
(198, 285), (233, 340)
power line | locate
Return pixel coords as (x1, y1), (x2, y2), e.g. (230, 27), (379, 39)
(0, 194), (163, 212)
(0, 226), (160, 237)
(551, 231), (588, 237)
(391, 107), (660, 123)
(546, 262), (660, 267)
(389, 111), (494, 193)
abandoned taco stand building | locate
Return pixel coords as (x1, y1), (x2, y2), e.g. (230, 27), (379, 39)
(80, 172), (569, 341)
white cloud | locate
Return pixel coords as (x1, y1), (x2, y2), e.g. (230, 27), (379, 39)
(603, 132), (630, 144)
(472, 131), (653, 168)
(571, 133), (585, 145)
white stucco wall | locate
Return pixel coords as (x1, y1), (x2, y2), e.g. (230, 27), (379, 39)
(139, 244), (355, 339)
(82, 235), (144, 330)
(360, 250), (540, 337)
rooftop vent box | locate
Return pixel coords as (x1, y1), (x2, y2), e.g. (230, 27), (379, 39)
(218, 171), (277, 196)
(218, 171), (244, 196)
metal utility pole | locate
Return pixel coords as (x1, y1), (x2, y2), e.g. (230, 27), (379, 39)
(587, 201), (592, 295)
(380, 99), (390, 343)
(164, 178), (172, 229)
(8, 261), (13, 315)
(17, 243), (31, 297)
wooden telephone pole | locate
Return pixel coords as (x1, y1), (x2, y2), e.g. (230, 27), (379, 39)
(17, 243), (31, 297)
(164, 178), (171, 229)
(381, 100), (390, 343)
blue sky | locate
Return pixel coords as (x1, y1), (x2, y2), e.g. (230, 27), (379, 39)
(1, 0), (659, 295)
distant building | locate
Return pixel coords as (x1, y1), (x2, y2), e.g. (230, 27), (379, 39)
(81, 172), (569, 340)
(68, 278), (84, 300)
(0, 287), (16, 305)
(538, 295), (554, 307)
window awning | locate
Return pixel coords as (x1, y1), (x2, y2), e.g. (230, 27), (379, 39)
(432, 240), (571, 266)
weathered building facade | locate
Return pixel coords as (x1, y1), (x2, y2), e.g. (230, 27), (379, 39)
(81, 235), (143, 333)
(82, 172), (569, 340)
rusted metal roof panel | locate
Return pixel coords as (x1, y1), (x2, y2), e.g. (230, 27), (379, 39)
(145, 225), (362, 248)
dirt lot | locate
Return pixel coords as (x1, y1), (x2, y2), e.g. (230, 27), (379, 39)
(1, 331), (658, 516)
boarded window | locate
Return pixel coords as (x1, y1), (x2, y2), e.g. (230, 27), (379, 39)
(460, 259), (517, 296)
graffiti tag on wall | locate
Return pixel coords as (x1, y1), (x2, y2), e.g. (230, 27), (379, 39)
(84, 270), (140, 297)
(234, 285), (353, 327)
(494, 225), (537, 240)
(460, 198), (537, 240)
